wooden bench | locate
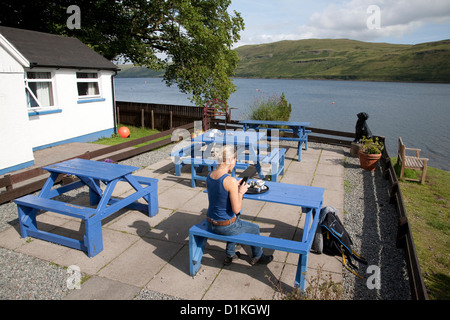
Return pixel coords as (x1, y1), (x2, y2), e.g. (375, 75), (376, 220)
(259, 148), (286, 181)
(189, 219), (313, 289)
(396, 137), (428, 184)
(15, 174), (158, 257)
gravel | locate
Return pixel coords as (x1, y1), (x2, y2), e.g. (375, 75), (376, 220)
(342, 154), (411, 300)
(0, 142), (411, 300)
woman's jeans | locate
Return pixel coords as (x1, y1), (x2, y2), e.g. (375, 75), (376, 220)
(207, 216), (263, 258)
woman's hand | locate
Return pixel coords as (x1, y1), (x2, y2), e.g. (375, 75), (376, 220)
(238, 180), (248, 196)
(224, 176), (247, 214)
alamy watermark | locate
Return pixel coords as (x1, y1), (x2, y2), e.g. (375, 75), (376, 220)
(367, 5), (381, 30)
(366, 265), (381, 289)
(66, 5), (81, 30)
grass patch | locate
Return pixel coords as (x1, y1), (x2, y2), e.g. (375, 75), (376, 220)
(393, 159), (450, 300)
(93, 124), (169, 148)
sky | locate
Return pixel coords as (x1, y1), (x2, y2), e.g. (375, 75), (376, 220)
(228, 0), (450, 48)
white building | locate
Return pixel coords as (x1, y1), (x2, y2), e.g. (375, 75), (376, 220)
(0, 26), (119, 175)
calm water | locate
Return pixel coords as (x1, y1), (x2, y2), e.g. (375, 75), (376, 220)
(115, 77), (450, 171)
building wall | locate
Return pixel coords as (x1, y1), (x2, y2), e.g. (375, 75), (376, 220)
(26, 68), (116, 150)
(0, 47), (116, 174)
(0, 45), (35, 174)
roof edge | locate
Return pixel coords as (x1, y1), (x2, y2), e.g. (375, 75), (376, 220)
(0, 33), (29, 67)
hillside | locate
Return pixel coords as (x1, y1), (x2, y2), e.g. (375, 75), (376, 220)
(235, 38), (450, 82)
(116, 64), (164, 78)
(116, 38), (450, 82)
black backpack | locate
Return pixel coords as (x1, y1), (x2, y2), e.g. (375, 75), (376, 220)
(312, 206), (367, 278)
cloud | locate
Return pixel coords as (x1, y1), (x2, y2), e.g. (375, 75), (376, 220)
(233, 0), (450, 46)
(302, 0), (450, 41)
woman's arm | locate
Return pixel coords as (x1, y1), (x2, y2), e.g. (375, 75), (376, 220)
(224, 177), (248, 214)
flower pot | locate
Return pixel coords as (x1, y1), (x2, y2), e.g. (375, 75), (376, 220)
(358, 151), (382, 171)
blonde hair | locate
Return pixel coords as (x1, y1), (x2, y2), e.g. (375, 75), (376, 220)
(218, 144), (237, 164)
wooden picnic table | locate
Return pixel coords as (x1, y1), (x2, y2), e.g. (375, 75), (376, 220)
(14, 158), (158, 257)
(239, 120), (311, 161)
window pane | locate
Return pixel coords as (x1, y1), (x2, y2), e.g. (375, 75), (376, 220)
(76, 72), (98, 79)
(77, 82), (100, 96)
(28, 82), (54, 107)
(26, 72), (51, 79)
(26, 89), (39, 108)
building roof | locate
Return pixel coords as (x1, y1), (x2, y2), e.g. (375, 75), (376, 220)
(0, 26), (119, 71)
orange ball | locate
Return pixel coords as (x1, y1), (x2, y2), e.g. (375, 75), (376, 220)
(118, 126), (130, 138)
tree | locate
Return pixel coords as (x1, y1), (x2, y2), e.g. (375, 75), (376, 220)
(0, 0), (244, 107)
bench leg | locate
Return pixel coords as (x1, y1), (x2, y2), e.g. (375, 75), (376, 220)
(147, 188), (159, 217)
(189, 233), (207, 276)
(174, 161), (182, 176)
(88, 179), (102, 206)
(190, 165), (198, 188)
(297, 142), (302, 161)
(17, 205), (38, 238)
(295, 253), (308, 291)
(84, 219), (103, 257)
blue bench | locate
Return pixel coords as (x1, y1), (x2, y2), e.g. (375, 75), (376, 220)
(189, 219), (312, 290)
(15, 174), (158, 257)
(258, 148), (286, 181)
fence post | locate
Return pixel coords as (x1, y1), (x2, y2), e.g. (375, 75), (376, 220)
(141, 108), (145, 128)
(151, 110), (154, 130)
(170, 111), (173, 129)
(117, 106), (120, 125)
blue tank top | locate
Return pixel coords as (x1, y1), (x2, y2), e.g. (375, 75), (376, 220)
(206, 172), (235, 220)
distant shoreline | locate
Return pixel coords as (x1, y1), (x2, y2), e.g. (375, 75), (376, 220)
(115, 74), (450, 85)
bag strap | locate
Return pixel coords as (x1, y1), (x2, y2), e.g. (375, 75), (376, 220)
(341, 245), (363, 279)
(351, 249), (368, 265)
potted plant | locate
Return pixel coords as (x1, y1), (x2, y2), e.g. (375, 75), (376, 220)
(359, 136), (383, 171)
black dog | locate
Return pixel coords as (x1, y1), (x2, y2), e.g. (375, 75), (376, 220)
(354, 112), (372, 142)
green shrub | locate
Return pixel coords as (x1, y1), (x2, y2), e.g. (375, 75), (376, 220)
(248, 92), (292, 122)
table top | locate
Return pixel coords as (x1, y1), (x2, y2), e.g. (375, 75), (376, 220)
(205, 180), (324, 209)
(43, 158), (139, 182)
(192, 130), (266, 145)
(239, 120), (310, 127)
(243, 181), (324, 209)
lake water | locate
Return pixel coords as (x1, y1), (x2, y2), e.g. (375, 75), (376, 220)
(115, 77), (450, 171)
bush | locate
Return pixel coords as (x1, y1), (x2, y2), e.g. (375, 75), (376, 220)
(248, 92), (292, 122)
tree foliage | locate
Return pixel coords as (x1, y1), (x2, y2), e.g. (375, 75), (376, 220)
(0, 0), (244, 106)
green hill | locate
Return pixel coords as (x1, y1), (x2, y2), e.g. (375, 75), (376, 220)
(116, 64), (164, 78)
(234, 38), (450, 82)
(116, 38), (450, 82)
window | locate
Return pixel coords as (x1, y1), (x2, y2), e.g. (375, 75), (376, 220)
(24, 72), (54, 109)
(76, 72), (100, 98)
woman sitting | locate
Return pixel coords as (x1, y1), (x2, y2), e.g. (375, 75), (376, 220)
(206, 144), (273, 266)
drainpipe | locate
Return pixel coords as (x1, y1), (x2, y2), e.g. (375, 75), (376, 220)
(111, 70), (118, 134)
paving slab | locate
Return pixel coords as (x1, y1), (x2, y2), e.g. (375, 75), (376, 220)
(63, 275), (141, 300)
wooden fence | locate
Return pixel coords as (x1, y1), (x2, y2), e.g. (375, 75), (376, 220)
(116, 101), (202, 130)
(381, 147), (429, 300)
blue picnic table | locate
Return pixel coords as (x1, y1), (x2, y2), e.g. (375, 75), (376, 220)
(190, 180), (324, 290)
(192, 130), (267, 163)
(239, 120), (311, 161)
(14, 158), (158, 257)
(172, 130), (278, 187)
